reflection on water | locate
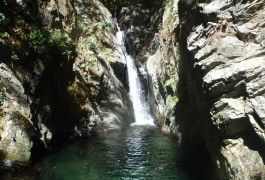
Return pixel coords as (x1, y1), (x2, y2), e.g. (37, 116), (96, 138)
(1, 126), (189, 180)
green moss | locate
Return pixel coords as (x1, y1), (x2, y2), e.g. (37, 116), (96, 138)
(95, 21), (112, 31)
(84, 37), (96, 50)
(0, 149), (30, 162)
(67, 82), (86, 101)
(164, 78), (179, 109)
(0, 150), (19, 161)
(3, 153), (18, 161)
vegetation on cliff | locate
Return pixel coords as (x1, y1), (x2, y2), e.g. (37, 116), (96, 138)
(0, 0), (132, 169)
(1, 0), (264, 179)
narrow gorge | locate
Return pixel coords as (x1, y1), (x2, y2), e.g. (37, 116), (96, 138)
(0, 0), (265, 179)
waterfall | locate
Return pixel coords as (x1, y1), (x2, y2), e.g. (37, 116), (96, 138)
(116, 26), (153, 125)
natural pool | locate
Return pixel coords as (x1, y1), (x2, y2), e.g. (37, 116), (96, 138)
(1, 125), (190, 180)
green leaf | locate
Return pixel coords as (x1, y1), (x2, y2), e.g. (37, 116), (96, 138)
(11, 52), (19, 61)
(0, 32), (9, 38)
(164, 78), (177, 88)
(170, 96), (179, 109)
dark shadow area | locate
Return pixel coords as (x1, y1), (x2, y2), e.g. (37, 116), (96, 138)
(175, 1), (220, 179)
(242, 129), (265, 163)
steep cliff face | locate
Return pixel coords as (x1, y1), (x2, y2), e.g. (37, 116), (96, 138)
(1, 0), (264, 178)
(62, 0), (133, 134)
(178, 0), (265, 179)
(117, 0), (181, 137)
(143, 0), (180, 136)
(126, 0), (265, 178)
(0, 0), (132, 169)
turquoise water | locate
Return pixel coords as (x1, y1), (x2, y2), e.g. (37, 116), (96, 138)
(1, 125), (189, 180)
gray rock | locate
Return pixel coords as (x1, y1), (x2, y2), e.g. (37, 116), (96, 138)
(250, 96), (265, 126)
(0, 0), (133, 169)
(0, 64), (33, 168)
(220, 138), (264, 179)
(144, 0), (180, 136)
(203, 0), (232, 14)
(178, 0), (265, 179)
(211, 98), (251, 136)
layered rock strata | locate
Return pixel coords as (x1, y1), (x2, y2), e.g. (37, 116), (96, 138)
(178, 0), (265, 179)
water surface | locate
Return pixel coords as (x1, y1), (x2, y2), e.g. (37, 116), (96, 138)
(1, 125), (188, 180)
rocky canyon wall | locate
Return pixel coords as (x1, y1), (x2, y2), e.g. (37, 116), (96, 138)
(117, 0), (181, 137)
(0, 0), (132, 169)
(122, 0), (265, 178)
(177, 0), (265, 179)
(0, 0), (264, 179)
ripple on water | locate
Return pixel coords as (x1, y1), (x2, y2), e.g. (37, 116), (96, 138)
(1, 126), (189, 180)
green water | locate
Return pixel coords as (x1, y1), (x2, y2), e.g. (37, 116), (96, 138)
(1, 125), (189, 180)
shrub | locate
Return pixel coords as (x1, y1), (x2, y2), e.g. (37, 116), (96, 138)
(49, 31), (73, 51)
(28, 28), (48, 54)
(28, 28), (74, 56)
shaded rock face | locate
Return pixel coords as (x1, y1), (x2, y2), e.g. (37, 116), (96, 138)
(0, 0), (132, 169)
(65, 0), (133, 134)
(178, 0), (265, 179)
(118, 0), (164, 57)
(117, 0), (181, 137)
(143, 0), (180, 137)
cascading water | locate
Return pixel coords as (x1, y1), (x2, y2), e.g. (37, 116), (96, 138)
(116, 25), (153, 125)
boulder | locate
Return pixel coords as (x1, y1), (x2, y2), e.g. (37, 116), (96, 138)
(0, 64), (33, 168)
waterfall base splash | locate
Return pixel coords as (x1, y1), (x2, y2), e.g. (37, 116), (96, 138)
(116, 26), (153, 126)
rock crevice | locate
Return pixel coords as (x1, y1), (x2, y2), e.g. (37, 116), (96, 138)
(177, 0), (265, 179)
